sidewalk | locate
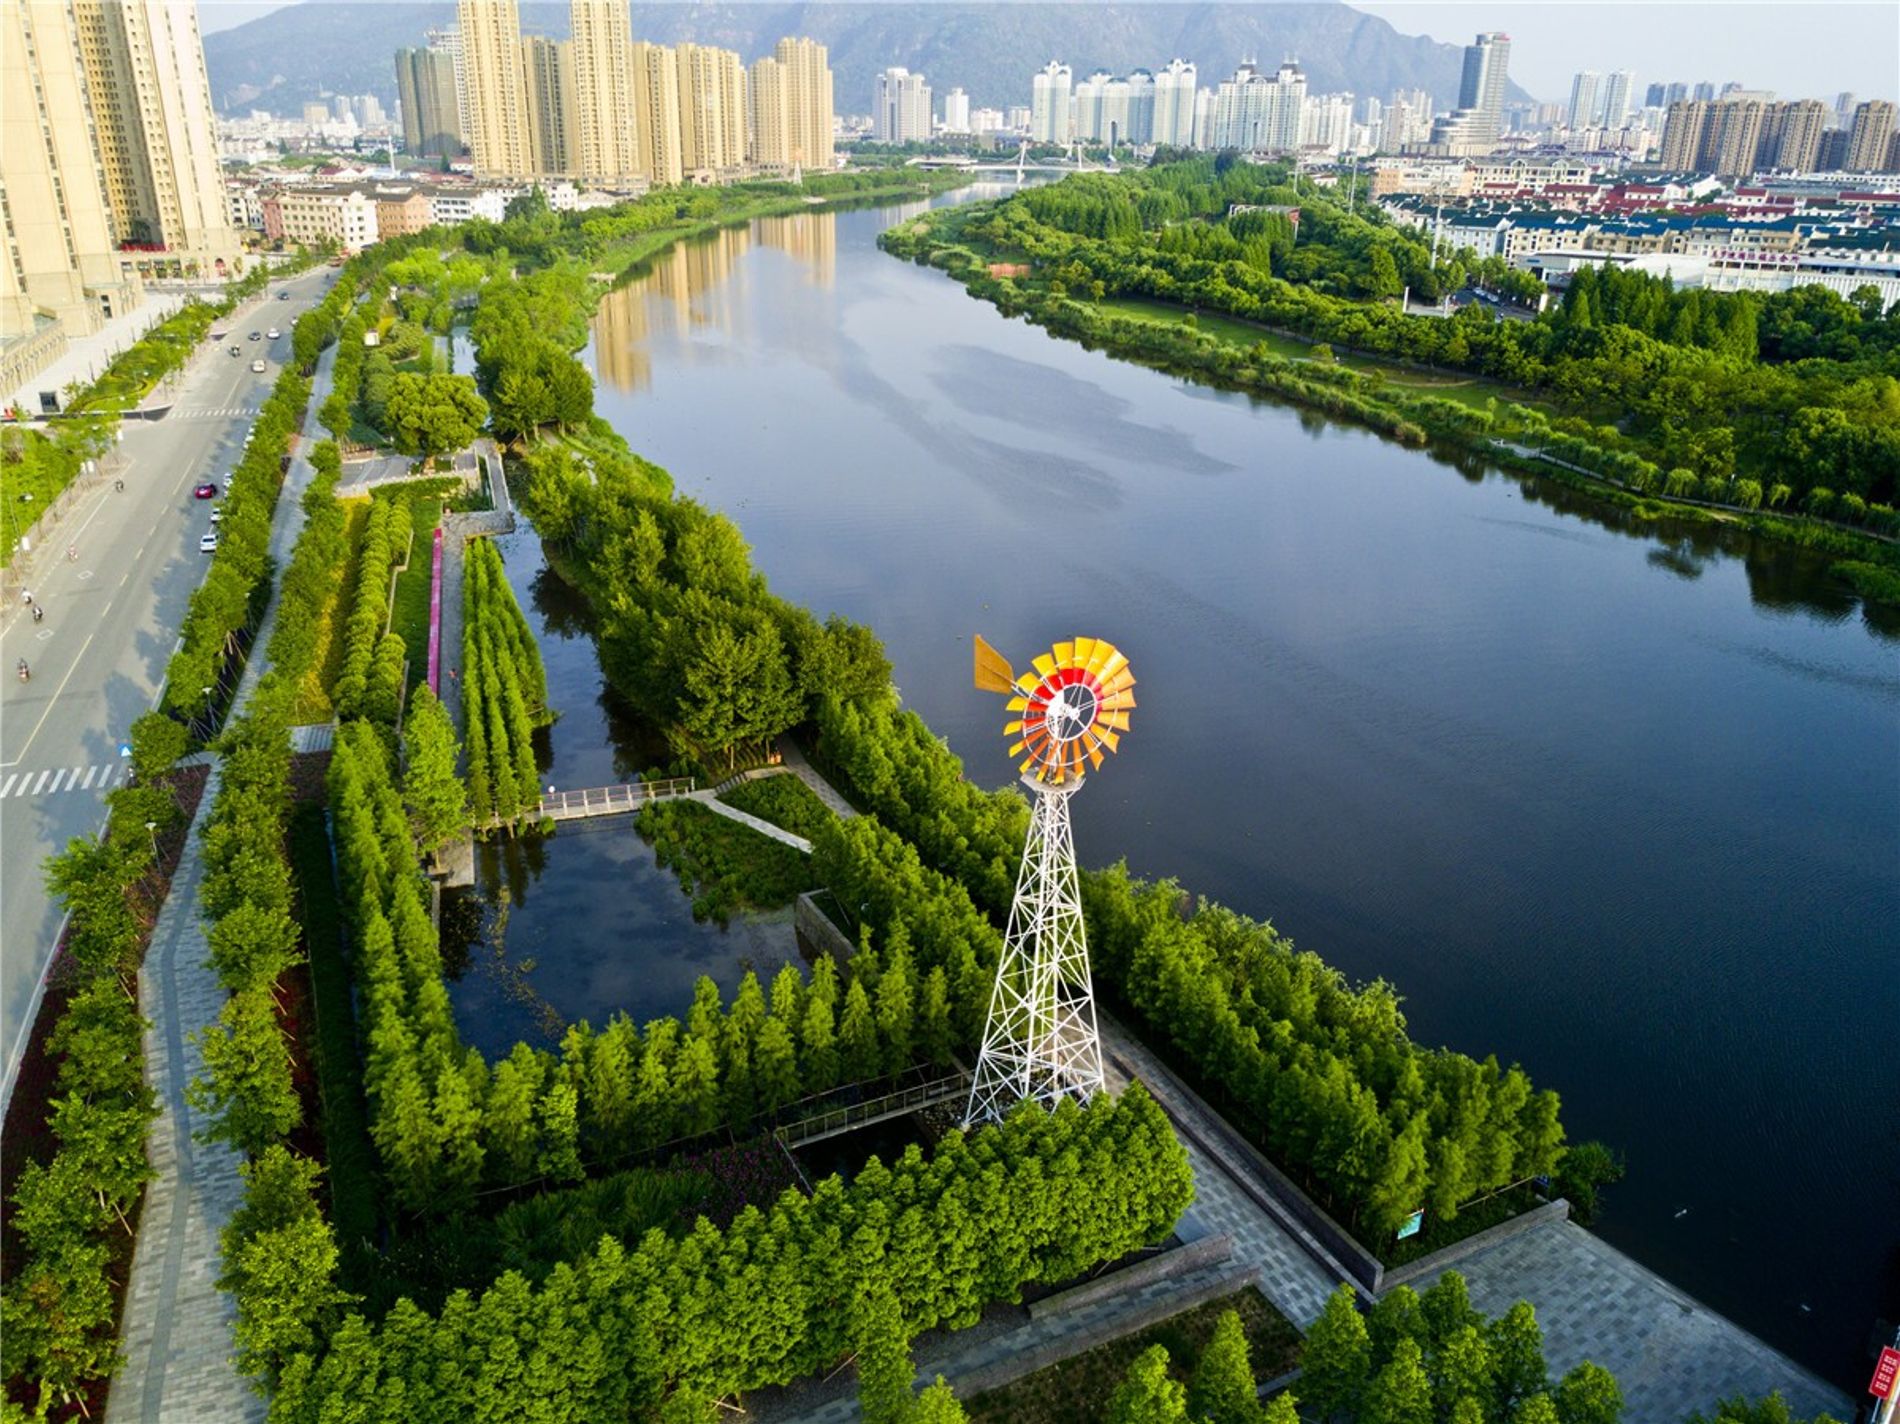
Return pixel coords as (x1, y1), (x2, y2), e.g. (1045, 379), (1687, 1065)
(107, 339), (340, 1424)
(4, 293), (193, 418)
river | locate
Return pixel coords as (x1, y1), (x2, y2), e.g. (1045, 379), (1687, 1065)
(559, 190), (1898, 1386)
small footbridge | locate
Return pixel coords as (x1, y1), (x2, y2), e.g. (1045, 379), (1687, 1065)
(473, 776), (696, 832)
(774, 1071), (970, 1150)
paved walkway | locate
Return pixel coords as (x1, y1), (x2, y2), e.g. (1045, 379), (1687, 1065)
(778, 738), (859, 819)
(108, 340), (339, 1424)
(1452, 1224), (1851, 1424)
(4, 293), (192, 417)
(692, 789), (814, 852)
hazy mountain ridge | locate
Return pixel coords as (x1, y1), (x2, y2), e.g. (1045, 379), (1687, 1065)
(206, 2), (1524, 123)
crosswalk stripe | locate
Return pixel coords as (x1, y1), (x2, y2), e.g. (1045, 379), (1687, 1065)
(10, 776), (29, 797)
(80, 766), (97, 789)
(48, 770), (67, 793)
(31, 770), (50, 794)
(0, 774), (14, 797)
(68, 766), (83, 789)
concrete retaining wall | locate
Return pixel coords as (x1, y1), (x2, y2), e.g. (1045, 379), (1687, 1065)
(1380, 1197), (1571, 1292)
(795, 891), (855, 961)
(1028, 1233), (1234, 1322)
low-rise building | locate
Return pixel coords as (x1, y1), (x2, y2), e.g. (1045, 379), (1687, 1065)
(276, 185), (381, 249)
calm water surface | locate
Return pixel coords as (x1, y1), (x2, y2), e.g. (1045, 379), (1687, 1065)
(554, 193), (1896, 1383)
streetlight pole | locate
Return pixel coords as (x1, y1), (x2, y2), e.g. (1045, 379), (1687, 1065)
(145, 821), (159, 863)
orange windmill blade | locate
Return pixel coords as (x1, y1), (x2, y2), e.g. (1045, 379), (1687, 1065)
(974, 634), (1135, 785)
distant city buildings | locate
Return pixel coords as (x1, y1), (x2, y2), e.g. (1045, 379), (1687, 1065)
(1429, 32), (1512, 155)
(1031, 61), (1073, 143)
(1208, 61), (1307, 153)
(872, 67), (932, 144)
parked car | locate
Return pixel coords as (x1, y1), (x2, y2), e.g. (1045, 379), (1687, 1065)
(249, 331), (261, 341)
(209, 505), (223, 524)
(198, 531), (219, 553)
(193, 482), (218, 499)
(250, 359), (266, 373)
(266, 328), (280, 339)
(229, 344), (242, 356)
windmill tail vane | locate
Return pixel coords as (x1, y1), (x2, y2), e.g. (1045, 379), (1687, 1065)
(972, 634), (1135, 785)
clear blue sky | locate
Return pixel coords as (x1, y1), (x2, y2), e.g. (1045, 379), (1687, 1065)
(195, 0), (1898, 107)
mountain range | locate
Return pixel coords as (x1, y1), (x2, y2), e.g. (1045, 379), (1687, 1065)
(204, 2), (1531, 122)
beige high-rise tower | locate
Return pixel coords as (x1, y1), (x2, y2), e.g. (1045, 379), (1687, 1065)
(749, 54), (790, 166)
(458, 0), (531, 177)
(521, 34), (575, 175)
(631, 40), (683, 186)
(774, 36), (833, 169)
(69, 0), (240, 274)
(2, 0), (143, 347)
(675, 42), (745, 175)
(569, 0), (638, 182)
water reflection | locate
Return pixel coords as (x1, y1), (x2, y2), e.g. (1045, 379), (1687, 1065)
(593, 212), (839, 394)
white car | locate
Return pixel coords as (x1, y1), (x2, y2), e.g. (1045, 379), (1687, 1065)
(250, 359), (266, 373)
(209, 505), (223, 524)
(198, 531), (219, 553)
(266, 328), (280, 339)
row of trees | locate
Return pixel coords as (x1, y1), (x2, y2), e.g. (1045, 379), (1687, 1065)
(331, 495), (412, 725)
(1299, 1276), (1620, 1424)
(1103, 1310), (1294, 1424)
(161, 357), (313, 724)
(461, 537), (549, 829)
(252, 1087), (1192, 1422)
(0, 710), (190, 1413)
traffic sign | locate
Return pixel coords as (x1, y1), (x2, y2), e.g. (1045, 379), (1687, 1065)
(1872, 1347), (1900, 1400)
(1397, 1208), (1425, 1241)
(119, 743), (131, 759)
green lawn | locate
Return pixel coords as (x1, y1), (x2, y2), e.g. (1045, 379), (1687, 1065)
(638, 798), (816, 925)
(966, 1288), (1301, 1424)
(379, 485), (450, 689)
(289, 804), (380, 1270)
(294, 498), (370, 722)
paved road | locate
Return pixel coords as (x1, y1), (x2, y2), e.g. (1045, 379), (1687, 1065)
(0, 266), (334, 1113)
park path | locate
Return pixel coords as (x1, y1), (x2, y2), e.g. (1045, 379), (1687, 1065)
(108, 340), (339, 1424)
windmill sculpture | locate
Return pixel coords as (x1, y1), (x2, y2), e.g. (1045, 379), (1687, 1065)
(963, 635), (1136, 1126)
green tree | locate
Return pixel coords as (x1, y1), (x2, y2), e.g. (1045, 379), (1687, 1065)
(1301, 1285), (1372, 1421)
(853, 1255), (914, 1424)
(382, 371), (488, 457)
(403, 685), (468, 854)
(1363, 1338), (1434, 1424)
(1554, 1361), (1622, 1424)
(1485, 1301), (1547, 1416)
(191, 988), (300, 1155)
(1107, 1344), (1190, 1424)
(839, 978), (881, 1084)
(1189, 1308), (1260, 1424)
(909, 1377), (968, 1424)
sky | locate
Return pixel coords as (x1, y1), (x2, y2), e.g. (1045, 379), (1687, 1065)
(193, 0), (1899, 106)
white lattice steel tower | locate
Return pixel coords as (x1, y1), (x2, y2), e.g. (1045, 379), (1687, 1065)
(964, 636), (1135, 1126)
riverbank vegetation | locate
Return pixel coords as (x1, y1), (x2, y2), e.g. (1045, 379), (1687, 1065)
(721, 773), (838, 841)
(637, 799), (816, 923)
(879, 157), (1900, 606)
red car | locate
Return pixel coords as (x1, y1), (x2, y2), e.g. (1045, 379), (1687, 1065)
(193, 482), (218, 499)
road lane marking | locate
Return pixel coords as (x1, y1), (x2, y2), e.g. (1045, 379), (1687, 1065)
(31, 770), (50, 794)
(80, 766), (97, 789)
(7, 630), (95, 765)
(0, 774), (14, 797)
(67, 765), (82, 788)
(47, 770), (65, 793)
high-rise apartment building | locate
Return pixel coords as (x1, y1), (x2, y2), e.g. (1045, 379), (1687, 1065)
(2, 0), (144, 349)
(1845, 100), (1898, 173)
(1153, 59), (1196, 148)
(1601, 71), (1634, 128)
(1659, 100), (1707, 168)
(1208, 61), (1306, 153)
(568, 0), (638, 182)
(1691, 80), (1715, 102)
(1756, 100), (1826, 172)
(1072, 70), (1154, 146)
(1833, 91), (1857, 127)
(1568, 71), (1600, 129)
(942, 87), (970, 132)
(872, 66), (931, 144)
(1031, 61), (1072, 143)
(1661, 95), (1770, 176)
(521, 35), (574, 175)
(749, 54), (790, 162)
(396, 45), (463, 157)
(676, 43), (745, 173)
(1644, 81), (1666, 109)
(630, 40), (683, 186)
(1456, 32), (1510, 143)
(69, 0), (240, 272)
(458, 0), (530, 177)
(434, 25), (471, 141)
(772, 37), (832, 170)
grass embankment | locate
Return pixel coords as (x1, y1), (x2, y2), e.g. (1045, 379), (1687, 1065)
(638, 799), (816, 924)
(719, 774), (836, 841)
(296, 499), (371, 722)
(967, 1289), (1301, 1424)
(288, 803), (379, 1270)
(384, 487), (447, 691)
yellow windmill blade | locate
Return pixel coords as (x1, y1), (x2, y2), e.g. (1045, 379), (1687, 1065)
(974, 635), (1016, 694)
(974, 634), (1135, 785)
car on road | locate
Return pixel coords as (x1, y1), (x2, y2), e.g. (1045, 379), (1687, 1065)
(193, 481), (218, 499)
(249, 331), (261, 341)
(277, 291), (290, 300)
(209, 505), (223, 524)
(229, 344), (242, 356)
(266, 328), (280, 339)
(198, 532), (219, 553)
(250, 359), (266, 373)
